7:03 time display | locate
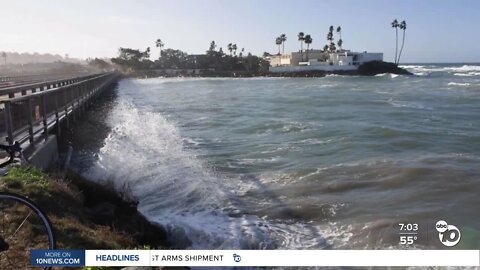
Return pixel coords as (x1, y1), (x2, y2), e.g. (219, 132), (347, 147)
(398, 223), (418, 231)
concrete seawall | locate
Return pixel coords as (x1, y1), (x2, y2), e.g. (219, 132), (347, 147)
(25, 135), (58, 170)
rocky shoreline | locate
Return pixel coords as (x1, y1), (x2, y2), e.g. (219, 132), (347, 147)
(66, 170), (170, 249)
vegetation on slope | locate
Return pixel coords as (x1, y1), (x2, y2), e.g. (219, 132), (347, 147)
(0, 166), (169, 269)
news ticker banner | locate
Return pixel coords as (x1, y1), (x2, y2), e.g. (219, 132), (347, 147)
(30, 249), (480, 267)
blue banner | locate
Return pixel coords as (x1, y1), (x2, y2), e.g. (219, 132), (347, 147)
(30, 250), (85, 267)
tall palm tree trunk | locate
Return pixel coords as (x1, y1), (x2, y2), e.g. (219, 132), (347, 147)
(282, 42), (285, 54)
(300, 42), (303, 61)
(306, 45), (310, 61)
(394, 28), (398, 65)
(397, 30), (406, 65)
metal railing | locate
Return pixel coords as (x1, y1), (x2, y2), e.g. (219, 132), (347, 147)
(0, 73), (90, 83)
(0, 73), (99, 99)
(1, 72), (119, 146)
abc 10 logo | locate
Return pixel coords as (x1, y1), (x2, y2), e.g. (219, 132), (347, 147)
(435, 220), (461, 247)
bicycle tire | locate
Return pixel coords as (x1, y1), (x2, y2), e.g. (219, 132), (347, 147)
(0, 192), (56, 270)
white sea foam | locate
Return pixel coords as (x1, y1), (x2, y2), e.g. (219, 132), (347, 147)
(448, 65), (480, 72)
(413, 72), (427, 76)
(454, 73), (474, 77)
(400, 65), (425, 69)
(401, 64), (480, 74)
(387, 98), (431, 110)
(400, 65), (440, 73)
(85, 101), (245, 248)
(447, 82), (471, 86)
(183, 137), (202, 145)
(454, 72), (480, 77)
(375, 73), (400, 78)
(281, 121), (310, 133)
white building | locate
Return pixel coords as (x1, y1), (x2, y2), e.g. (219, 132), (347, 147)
(267, 50), (383, 73)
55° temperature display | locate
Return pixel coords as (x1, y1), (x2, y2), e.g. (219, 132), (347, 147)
(398, 223), (419, 246)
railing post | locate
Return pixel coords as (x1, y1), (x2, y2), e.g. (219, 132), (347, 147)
(71, 86), (76, 122)
(41, 95), (48, 142)
(64, 89), (69, 128)
(55, 92), (60, 136)
(77, 85), (82, 117)
(4, 102), (14, 145)
(27, 99), (34, 143)
(78, 84), (82, 115)
(82, 83), (87, 113)
(78, 84), (83, 116)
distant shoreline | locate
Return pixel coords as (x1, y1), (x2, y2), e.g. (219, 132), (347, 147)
(129, 61), (413, 79)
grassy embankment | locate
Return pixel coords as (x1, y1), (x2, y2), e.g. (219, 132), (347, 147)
(0, 166), (169, 269)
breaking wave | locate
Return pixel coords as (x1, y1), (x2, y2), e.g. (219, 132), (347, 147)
(401, 64), (480, 75)
(85, 100), (346, 249)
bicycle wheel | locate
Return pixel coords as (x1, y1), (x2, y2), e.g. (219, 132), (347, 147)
(0, 192), (56, 270)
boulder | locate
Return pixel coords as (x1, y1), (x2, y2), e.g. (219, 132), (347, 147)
(357, 61), (412, 76)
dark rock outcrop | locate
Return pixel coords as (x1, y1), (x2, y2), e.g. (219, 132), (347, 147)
(266, 61), (412, 77)
(357, 61), (412, 76)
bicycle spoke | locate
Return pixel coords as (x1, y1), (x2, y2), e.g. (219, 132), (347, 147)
(7, 210), (33, 241)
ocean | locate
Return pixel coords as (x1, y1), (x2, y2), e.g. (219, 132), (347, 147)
(70, 63), (480, 250)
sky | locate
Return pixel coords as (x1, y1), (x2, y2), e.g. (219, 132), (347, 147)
(1, 0), (480, 63)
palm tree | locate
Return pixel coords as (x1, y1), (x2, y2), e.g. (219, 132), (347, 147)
(391, 19), (399, 64)
(304, 34), (312, 61)
(240, 48), (245, 58)
(327, 26), (335, 52)
(155, 39), (164, 58)
(397, 20), (407, 64)
(337, 39), (343, 49)
(329, 42), (336, 52)
(227, 43), (233, 56)
(280, 34), (287, 54)
(298, 32), (305, 61)
(209, 41), (217, 52)
(232, 43), (238, 56)
(336, 26), (343, 50)
(1, 52), (6, 65)
(327, 32), (333, 42)
(275, 37), (282, 55)
(145, 47), (151, 59)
